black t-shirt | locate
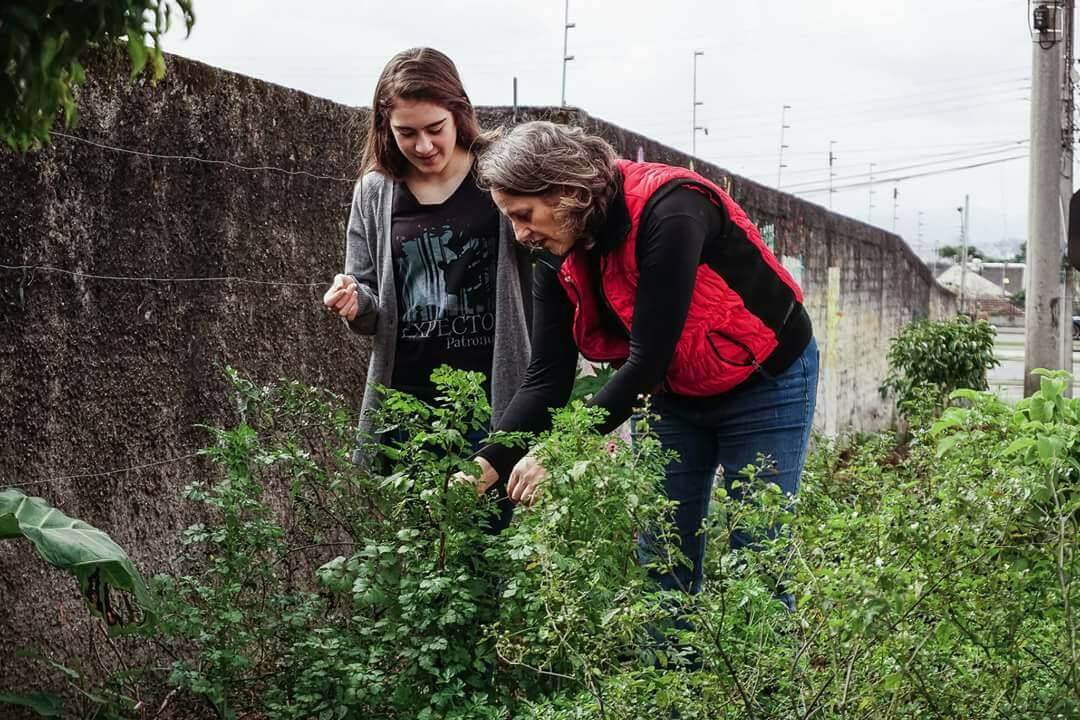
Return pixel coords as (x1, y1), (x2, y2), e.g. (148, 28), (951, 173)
(390, 173), (499, 404)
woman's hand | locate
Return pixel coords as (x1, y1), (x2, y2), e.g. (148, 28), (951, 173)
(323, 274), (359, 321)
(454, 456), (499, 495)
(507, 454), (547, 505)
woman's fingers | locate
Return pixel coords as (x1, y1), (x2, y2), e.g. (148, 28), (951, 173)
(340, 292), (359, 320)
(322, 281), (347, 308)
(323, 274), (357, 310)
(508, 456), (546, 505)
(507, 465), (524, 501)
(324, 287), (347, 309)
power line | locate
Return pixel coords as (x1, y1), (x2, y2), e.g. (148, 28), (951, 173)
(696, 137), (1028, 163)
(768, 140), (1029, 183)
(1, 452), (204, 490)
(50, 131), (355, 183)
(613, 77), (1030, 136)
(0, 264), (324, 287)
(792, 154), (1028, 195)
(781, 144), (1030, 191)
(635, 93), (1031, 154)
(697, 94), (1031, 146)
(696, 77), (1031, 129)
(1, 417), (363, 491)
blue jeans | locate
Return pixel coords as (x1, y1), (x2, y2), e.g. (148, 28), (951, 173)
(637, 338), (819, 595)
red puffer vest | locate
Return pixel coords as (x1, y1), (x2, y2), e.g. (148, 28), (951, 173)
(555, 160), (804, 396)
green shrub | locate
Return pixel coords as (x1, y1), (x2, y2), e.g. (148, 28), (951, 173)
(880, 316), (999, 423)
(22, 365), (1079, 719)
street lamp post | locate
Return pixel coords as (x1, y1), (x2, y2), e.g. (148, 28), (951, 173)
(692, 50), (707, 158)
(777, 104), (791, 188)
(561, 0), (575, 107)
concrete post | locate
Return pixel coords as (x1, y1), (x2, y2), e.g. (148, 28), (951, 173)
(1025, 0), (1068, 396)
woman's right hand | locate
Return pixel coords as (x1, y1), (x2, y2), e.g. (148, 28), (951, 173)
(454, 456), (500, 495)
(323, 274), (360, 321)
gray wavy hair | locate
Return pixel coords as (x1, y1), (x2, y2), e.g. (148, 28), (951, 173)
(475, 121), (620, 240)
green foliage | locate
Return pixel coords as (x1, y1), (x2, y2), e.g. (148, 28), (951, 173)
(116, 367), (679, 719)
(3, 652), (142, 719)
(487, 403), (678, 709)
(880, 315), (999, 423)
(938, 245), (985, 261)
(0, 488), (154, 633)
(0, 1), (196, 151)
(0, 691), (63, 717)
(17, 364), (1080, 719)
(569, 362), (616, 403)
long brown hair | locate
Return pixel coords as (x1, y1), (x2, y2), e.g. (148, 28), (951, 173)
(361, 48), (483, 178)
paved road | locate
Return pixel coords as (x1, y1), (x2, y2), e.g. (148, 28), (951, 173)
(988, 325), (1079, 402)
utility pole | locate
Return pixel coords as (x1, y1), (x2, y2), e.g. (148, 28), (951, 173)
(917, 210), (926, 259)
(959, 195), (970, 315)
(512, 77), (518, 123)
(868, 162), (876, 222)
(692, 50), (707, 159)
(1025, 0), (1070, 395)
(561, 0), (575, 107)
(828, 140), (838, 209)
(892, 186), (900, 232)
(777, 104), (791, 189)
(1060, 0), (1075, 390)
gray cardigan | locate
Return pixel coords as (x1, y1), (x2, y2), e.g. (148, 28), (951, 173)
(343, 171), (532, 457)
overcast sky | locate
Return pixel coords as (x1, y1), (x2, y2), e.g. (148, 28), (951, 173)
(166, 0), (1050, 261)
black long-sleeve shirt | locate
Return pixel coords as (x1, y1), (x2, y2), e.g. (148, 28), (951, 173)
(476, 187), (713, 480)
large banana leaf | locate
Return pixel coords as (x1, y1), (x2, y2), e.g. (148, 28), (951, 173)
(0, 488), (155, 633)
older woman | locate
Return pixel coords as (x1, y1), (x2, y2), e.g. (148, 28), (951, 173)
(471, 121), (818, 596)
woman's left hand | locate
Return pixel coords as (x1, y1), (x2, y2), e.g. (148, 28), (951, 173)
(507, 454), (547, 505)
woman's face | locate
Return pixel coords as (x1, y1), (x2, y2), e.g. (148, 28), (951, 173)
(388, 99), (459, 177)
(491, 189), (576, 257)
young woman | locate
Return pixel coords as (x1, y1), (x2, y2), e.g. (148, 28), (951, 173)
(471, 121), (819, 595)
(323, 48), (531, 529)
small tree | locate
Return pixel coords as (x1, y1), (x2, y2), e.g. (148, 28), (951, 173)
(880, 315), (1000, 424)
(938, 244), (986, 261)
(1, 1), (195, 152)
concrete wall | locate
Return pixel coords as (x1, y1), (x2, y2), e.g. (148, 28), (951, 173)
(0, 48), (369, 701)
(0, 49), (954, 701)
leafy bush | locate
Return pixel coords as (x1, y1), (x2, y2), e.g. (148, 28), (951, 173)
(880, 316), (999, 423)
(17, 365), (1080, 719)
(135, 367), (678, 719)
(1, 1), (195, 151)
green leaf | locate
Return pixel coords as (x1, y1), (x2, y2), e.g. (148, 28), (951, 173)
(0, 692), (64, 717)
(0, 489), (155, 632)
(936, 434), (962, 458)
(568, 460), (591, 480)
(1037, 436), (1064, 462)
(1040, 374), (1066, 402)
(1028, 398), (1054, 423)
(1003, 437), (1037, 456)
(950, 388), (982, 402)
(127, 34), (148, 79)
